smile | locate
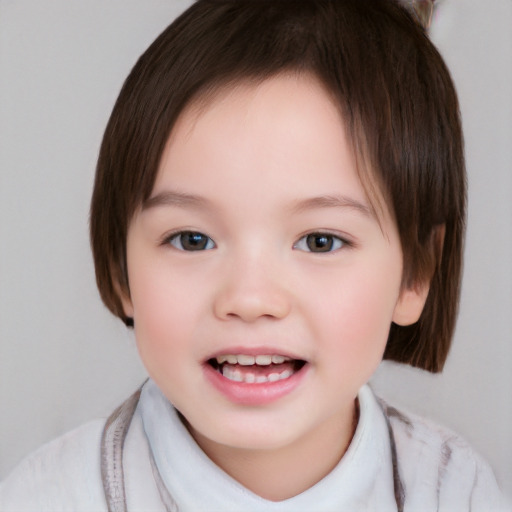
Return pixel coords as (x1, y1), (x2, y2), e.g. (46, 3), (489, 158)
(208, 354), (307, 384)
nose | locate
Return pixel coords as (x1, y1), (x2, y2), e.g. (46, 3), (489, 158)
(213, 253), (292, 323)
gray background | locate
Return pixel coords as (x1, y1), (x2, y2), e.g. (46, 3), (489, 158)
(1, 0), (511, 500)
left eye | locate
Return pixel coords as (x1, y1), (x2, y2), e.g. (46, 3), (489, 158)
(294, 233), (345, 253)
(167, 231), (215, 251)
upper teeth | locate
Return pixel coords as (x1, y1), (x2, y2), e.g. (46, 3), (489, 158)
(215, 354), (290, 366)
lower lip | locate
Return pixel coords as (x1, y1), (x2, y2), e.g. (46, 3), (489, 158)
(203, 363), (309, 405)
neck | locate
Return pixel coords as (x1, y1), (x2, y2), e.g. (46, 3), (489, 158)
(189, 400), (358, 501)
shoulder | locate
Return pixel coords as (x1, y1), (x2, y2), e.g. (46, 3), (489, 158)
(0, 419), (107, 512)
(379, 400), (509, 512)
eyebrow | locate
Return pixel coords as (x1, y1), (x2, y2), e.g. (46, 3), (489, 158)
(143, 190), (211, 211)
(143, 190), (375, 220)
(289, 195), (375, 218)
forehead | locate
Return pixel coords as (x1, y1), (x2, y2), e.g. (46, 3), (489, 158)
(158, 75), (342, 182)
(167, 74), (343, 154)
(151, 74), (390, 224)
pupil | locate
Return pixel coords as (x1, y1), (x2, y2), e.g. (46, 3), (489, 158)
(182, 232), (207, 250)
(307, 234), (333, 252)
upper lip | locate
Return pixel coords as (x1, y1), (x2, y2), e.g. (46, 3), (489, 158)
(205, 346), (307, 363)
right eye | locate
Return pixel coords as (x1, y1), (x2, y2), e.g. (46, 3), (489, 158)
(293, 232), (347, 253)
(167, 231), (215, 251)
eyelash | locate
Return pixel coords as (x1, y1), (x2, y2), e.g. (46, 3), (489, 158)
(163, 230), (351, 253)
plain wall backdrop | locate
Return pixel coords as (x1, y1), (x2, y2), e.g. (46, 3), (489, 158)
(1, 0), (511, 500)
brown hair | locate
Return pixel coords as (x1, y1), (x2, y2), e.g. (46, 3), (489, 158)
(90, 0), (466, 373)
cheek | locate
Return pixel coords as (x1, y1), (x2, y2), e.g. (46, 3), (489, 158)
(306, 262), (401, 364)
(128, 263), (202, 362)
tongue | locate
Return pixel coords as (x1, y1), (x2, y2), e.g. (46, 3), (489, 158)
(223, 361), (296, 377)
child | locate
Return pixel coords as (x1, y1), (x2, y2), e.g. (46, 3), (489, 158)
(1, 0), (508, 510)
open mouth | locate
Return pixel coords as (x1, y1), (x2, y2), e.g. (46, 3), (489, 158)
(208, 354), (307, 384)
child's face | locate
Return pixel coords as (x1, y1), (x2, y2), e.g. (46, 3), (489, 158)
(122, 75), (426, 456)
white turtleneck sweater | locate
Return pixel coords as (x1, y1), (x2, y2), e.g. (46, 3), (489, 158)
(1, 380), (509, 511)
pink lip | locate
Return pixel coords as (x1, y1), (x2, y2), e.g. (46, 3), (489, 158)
(203, 361), (309, 406)
(206, 345), (303, 360)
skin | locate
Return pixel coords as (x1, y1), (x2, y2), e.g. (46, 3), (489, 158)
(121, 74), (428, 501)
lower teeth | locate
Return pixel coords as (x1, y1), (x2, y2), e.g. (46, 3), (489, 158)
(222, 366), (293, 383)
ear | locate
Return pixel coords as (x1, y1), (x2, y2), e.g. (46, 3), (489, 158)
(393, 224), (445, 326)
(392, 282), (430, 326)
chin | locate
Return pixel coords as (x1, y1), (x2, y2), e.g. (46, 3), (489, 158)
(188, 414), (306, 453)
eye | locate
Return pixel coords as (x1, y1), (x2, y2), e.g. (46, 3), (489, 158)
(167, 231), (215, 251)
(294, 233), (346, 253)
